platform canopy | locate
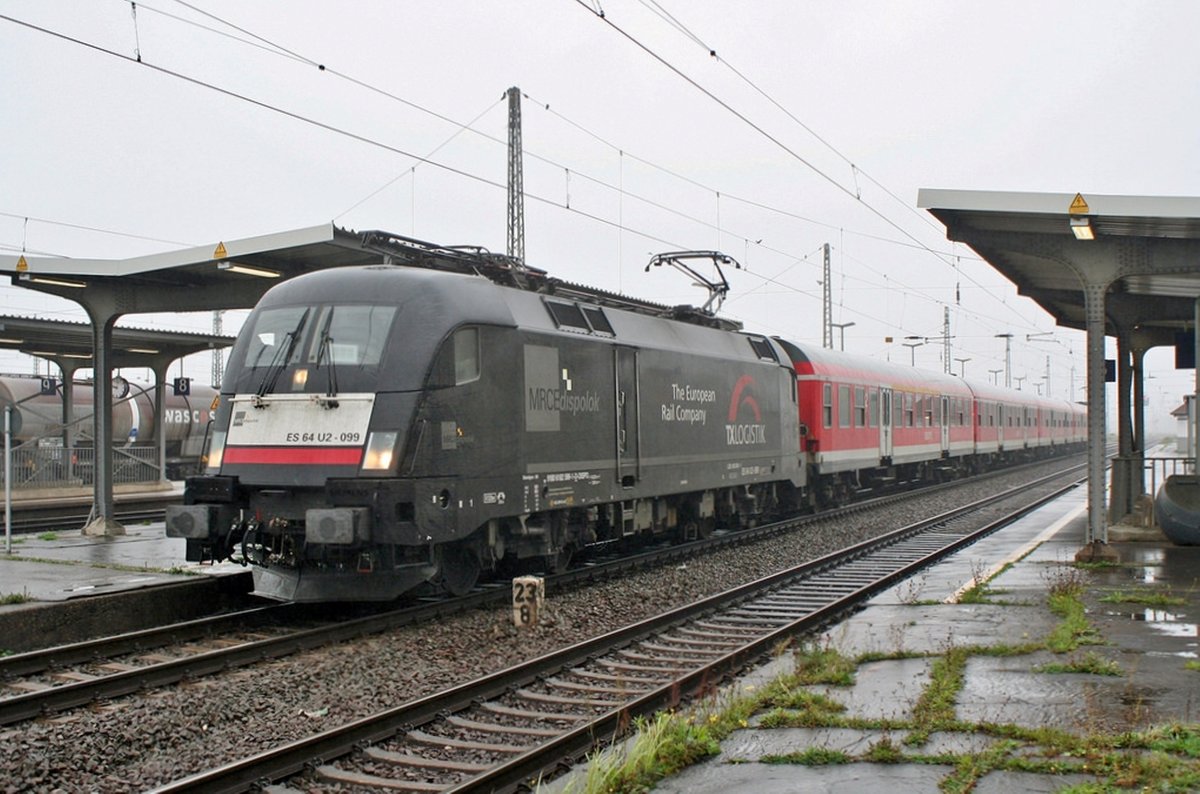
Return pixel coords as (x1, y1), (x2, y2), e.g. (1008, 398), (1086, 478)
(919, 190), (1200, 337)
(0, 316), (233, 373)
(918, 188), (1200, 556)
(0, 223), (475, 535)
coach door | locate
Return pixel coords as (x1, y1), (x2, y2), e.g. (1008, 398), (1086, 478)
(615, 347), (640, 487)
(940, 396), (950, 454)
(880, 388), (893, 460)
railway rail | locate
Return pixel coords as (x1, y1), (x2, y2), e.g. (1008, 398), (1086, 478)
(151, 461), (1086, 792)
(0, 455), (1085, 730)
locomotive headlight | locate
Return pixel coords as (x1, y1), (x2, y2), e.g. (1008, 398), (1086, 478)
(361, 431), (398, 471)
(205, 430), (227, 471)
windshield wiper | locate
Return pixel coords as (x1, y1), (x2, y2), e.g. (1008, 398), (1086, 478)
(255, 309), (309, 400)
(314, 310), (339, 405)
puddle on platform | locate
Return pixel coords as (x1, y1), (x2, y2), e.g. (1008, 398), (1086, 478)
(1124, 608), (1198, 638)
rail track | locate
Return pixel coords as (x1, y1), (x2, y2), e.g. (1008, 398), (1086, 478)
(150, 462), (1085, 792)
(0, 454), (1085, 731)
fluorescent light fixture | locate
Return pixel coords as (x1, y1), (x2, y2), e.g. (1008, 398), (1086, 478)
(217, 261), (280, 278)
(31, 351), (92, 360)
(1070, 216), (1095, 241)
(19, 274), (87, 288)
(0, 337), (23, 344)
(128, 348), (160, 354)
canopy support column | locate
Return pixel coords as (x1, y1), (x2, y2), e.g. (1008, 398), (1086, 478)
(1077, 282), (1118, 562)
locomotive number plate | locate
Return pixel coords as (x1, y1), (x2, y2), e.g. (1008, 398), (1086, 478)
(226, 393), (375, 446)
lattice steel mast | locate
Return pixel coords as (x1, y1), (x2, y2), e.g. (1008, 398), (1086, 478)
(506, 86), (525, 264)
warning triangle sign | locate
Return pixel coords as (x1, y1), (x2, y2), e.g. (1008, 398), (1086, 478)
(1068, 193), (1090, 214)
(16, 255), (28, 272)
(213, 242), (228, 259)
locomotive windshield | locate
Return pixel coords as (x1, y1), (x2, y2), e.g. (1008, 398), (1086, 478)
(232, 303), (398, 394)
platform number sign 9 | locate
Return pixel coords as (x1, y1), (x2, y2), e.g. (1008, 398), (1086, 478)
(512, 576), (544, 629)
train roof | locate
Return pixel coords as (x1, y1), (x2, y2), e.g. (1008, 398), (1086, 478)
(777, 341), (973, 396)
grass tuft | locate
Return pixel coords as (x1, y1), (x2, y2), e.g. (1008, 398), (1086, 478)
(1036, 650), (1123, 676)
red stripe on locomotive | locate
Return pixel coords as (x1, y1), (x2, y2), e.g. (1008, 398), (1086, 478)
(223, 446), (363, 466)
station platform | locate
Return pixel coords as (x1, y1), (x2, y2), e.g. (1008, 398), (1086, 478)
(554, 485), (1200, 792)
(4, 479), (184, 513)
(0, 521), (249, 651)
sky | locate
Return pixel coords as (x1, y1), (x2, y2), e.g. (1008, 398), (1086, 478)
(1, 1), (1198, 438)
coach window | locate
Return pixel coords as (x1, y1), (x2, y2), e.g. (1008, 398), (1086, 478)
(904, 393), (914, 427)
(869, 389), (879, 428)
(823, 383), (833, 428)
(924, 397), (934, 427)
(854, 386), (866, 427)
(838, 385), (851, 428)
(454, 327), (481, 385)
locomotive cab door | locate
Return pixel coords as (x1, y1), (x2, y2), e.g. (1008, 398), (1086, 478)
(615, 347), (640, 487)
(880, 388), (893, 461)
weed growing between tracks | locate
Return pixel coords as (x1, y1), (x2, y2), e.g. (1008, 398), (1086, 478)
(555, 564), (1200, 793)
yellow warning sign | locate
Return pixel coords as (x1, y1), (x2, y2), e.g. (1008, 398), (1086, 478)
(1069, 193), (1090, 214)
(213, 242), (228, 260)
(16, 255), (28, 272)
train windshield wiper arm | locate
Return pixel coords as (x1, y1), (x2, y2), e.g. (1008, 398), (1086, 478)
(314, 310), (339, 402)
(255, 309), (309, 399)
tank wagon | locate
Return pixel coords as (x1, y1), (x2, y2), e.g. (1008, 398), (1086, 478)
(0, 375), (216, 479)
(167, 237), (1084, 602)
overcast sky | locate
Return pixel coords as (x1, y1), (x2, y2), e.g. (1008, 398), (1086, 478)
(2, 2), (1198, 435)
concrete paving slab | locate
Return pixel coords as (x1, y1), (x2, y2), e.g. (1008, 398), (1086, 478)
(956, 652), (1160, 734)
(0, 522), (242, 602)
(652, 760), (955, 794)
(807, 657), (933, 722)
(973, 768), (1098, 793)
(720, 726), (996, 760)
(819, 602), (1055, 657)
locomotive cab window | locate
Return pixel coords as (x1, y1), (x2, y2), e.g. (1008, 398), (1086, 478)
(304, 305), (397, 367)
(454, 327), (481, 385)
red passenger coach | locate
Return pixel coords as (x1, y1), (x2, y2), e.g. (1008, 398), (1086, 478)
(776, 342), (974, 504)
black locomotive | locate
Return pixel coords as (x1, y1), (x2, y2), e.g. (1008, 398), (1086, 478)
(167, 237), (803, 601)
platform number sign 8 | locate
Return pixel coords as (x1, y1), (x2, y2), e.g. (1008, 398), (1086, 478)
(512, 576), (544, 629)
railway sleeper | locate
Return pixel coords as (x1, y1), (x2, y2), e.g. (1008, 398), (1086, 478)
(317, 764), (445, 792)
(479, 701), (588, 723)
(515, 688), (622, 709)
(362, 745), (490, 773)
(446, 714), (562, 738)
(544, 676), (654, 696)
(404, 728), (529, 755)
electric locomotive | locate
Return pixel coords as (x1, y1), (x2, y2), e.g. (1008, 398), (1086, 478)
(167, 240), (805, 601)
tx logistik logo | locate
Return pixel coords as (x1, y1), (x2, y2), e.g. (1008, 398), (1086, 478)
(725, 375), (768, 445)
(524, 344), (601, 432)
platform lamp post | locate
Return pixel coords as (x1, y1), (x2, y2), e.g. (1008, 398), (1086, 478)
(903, 337), (924, 366)
(831, 321), (855, 351)
(1014, 375), (1027, 390)
(955, 357), (971, 377)
(989, 368), (1003, 385)
(4, 405), (10, 555)
(995, 333), (1013, 388)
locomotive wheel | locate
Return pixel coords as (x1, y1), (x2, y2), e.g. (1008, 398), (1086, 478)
(439, 544), (480, 596)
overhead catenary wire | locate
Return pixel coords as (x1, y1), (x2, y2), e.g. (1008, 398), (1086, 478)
(569, 0), (1040, 332)
(2, 7), (1072, 385)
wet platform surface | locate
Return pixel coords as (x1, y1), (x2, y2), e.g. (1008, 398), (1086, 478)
(0, 521), (240, 602)
(552, 485), (1200, 792)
